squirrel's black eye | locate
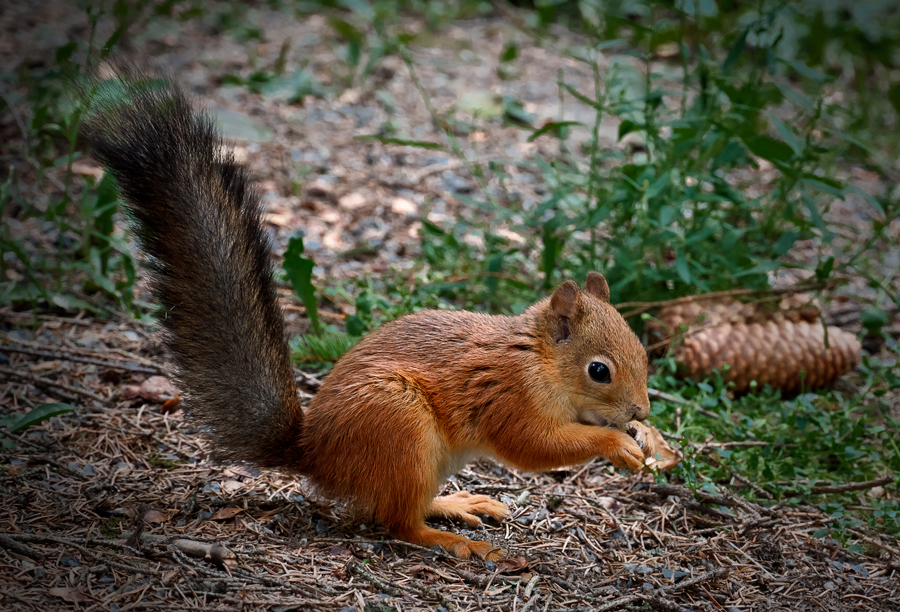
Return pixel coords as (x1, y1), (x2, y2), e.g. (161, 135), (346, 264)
(588, 362), (611, 384)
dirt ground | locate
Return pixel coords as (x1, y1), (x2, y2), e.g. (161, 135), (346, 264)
(1, 2), (899, 611)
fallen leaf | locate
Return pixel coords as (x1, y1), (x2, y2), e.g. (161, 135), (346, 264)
(595, 496), (622, 513)
(391, 196), (417, 216)
(71, 159), (104, 179)
(338, 191), (368, 211)
(223, 466), (255, 479)
(219, 479), (243, 494)
(49, 586), (88, 603)
(160, 397), (182, 413)
(496, 556), (529, 573)
(210, 507), (243, 521)
(29, 360), (62, 372)
(137, 376), (179, 402)
(265, 212), (293, 228)
(121, 385), (141, 399)
(307, 178), (336, 199)
(142, 509), (168, 524)
(339, 88), (361, 105)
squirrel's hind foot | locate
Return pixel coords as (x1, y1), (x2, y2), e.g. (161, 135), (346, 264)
(428, 491), (510, 527)
(391, 523), (506, 560)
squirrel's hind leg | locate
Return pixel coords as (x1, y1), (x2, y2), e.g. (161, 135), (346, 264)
(389, 521), (505, 560)
(428, 490), (509, 527)
(388, 492), (508, 559)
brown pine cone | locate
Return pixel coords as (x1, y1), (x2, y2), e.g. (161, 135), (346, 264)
(650, 297), (860, 393)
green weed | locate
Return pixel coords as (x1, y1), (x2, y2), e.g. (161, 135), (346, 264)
(0, 403), (77, 449)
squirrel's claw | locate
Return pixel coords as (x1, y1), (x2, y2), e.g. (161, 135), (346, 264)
(603, 428), (646, 471)
(429, 491), (510, 527)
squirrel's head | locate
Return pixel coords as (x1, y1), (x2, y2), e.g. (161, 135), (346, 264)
(536, 272), (650, 427)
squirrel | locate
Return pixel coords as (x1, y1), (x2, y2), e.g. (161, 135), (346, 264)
(83, 76), (652, 560)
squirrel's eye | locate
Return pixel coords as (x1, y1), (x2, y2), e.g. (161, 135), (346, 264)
(588, 361), (611, 384)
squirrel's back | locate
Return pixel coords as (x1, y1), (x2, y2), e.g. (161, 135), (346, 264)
(83, 76), (304, 468)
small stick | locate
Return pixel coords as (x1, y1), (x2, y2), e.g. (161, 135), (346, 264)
(773, 475), (894, 495)
(810, 475), (893, 494)
(846, 528), (900, 558)
(590, 567), (729, 611)
(0, 365), (105, 403)
(724, 539), (775, 580)
(2, 344), (160, 374)
(0, 534), (45, 560)
(0, 335), (157, 367)
(648, 388), (686, 405)
(616, 281), (835, 315)
(519, 575), (541, 612)
(346, 560), (398, 595)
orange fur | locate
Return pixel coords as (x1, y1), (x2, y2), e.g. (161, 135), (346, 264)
(295, 277), (650, 558)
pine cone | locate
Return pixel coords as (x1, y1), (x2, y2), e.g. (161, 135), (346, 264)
(650, 297), (860, 393)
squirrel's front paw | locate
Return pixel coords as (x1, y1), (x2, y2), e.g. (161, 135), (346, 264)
(598, 428), (645, 471)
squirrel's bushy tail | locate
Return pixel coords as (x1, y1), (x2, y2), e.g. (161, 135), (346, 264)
(83, 76), (304, 469)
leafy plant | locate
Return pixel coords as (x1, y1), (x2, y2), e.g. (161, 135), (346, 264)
(648, 356), (900, 536)
(0, 403), (77, 449)
(284, 236), (323, 336)
(0, 5), (141, 317)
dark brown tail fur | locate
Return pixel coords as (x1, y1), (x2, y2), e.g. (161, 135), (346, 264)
(82, 76), (304, 469)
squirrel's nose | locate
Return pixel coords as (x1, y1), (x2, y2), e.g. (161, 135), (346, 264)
(632, 402), (651, 422)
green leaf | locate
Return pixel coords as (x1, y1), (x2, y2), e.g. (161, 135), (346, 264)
(803, 177), (845, 199)
(722, 28), (748, 73)
(843, 184), (885, 217)
(822, 128), (871, 154)
(645, 171), (670, 200)
(55, 42), (77, 64)
(345, 315), (366, 337)
(770, 117), (803, 156)
(485, 252), (504, 295)
(283, 237), (322, 335)
(742, 135), (794, 166)
(815, 256), (834, 281)
(102, 24), (127, 58)
(9, 403), (77, 433)
(329, 17), (363, 43)
(527, 121), (582, 142)
(658, 205), (675, 226)
(541, 220), (564, 290)
(773, 230), (798, 256)
(502, 97), (534, 128)
(889, 82), (900, 117)
(674, 251), (691, 285)
(355, 135), (445, 150)
(781, 58), (829, 84)
(860, 308), (888, 335)
(802, 191), (831, 239)
(562, 83), (603, 110)
(500, 42), (518, 63)
(618, 119), (641, 141)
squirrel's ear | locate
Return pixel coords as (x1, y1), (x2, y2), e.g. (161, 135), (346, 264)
(584, 272), (610, 302)
(550, 280), (580, 318)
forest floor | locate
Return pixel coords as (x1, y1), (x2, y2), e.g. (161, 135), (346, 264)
(1, 2), (899, 611)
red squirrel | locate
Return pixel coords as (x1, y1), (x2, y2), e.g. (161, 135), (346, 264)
(83, 76), (652, 560)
